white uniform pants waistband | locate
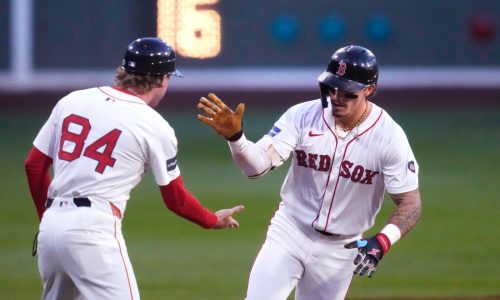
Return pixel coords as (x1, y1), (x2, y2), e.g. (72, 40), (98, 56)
(45, 197), (122, 219)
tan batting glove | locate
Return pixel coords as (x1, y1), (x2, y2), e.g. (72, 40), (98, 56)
(197, 93), (245, 140)
(212, 205), (245, 229)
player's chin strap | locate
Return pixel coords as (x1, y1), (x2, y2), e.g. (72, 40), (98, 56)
(319, 83), (329, 108)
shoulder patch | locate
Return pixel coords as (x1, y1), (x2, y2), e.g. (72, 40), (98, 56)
(267, 126), (282, 137)
(408, 161), (416, 173)
(167, 156), (178, 171)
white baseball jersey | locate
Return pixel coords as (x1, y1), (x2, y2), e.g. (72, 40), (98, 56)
(32, 86), (183, 299)
(33, 86), (181, 214)
(259, 99), (419, 235)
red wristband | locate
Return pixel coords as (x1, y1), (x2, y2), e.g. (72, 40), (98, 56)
(376, 233), (391, 254)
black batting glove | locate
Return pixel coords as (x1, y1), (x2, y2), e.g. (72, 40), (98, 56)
(344, 233), (391, 278)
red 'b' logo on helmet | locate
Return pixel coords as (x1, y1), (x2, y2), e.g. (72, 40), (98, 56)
(336, 60), (347, 76)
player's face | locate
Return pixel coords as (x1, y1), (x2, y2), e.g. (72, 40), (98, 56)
(329, 88), (365, 118)
(329, 85), (375, 118)
(149, 75), (170, 107)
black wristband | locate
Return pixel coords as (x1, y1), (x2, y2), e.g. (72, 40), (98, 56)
(226, 129), (244, 142)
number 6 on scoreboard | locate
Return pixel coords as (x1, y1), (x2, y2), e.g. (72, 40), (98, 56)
(157, 0), (221, 58)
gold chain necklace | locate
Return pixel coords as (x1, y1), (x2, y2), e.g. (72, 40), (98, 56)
(337, 102), (368, 132)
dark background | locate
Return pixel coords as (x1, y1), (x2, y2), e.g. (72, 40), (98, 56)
(0, 0), (499, 71)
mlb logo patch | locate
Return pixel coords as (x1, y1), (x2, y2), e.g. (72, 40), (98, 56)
(166, 156), (178, 171)
(408, 161), (416, 173)
(267, 126), (282, 137)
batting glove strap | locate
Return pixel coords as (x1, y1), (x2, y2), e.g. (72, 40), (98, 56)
(359, 235), (385, 263)
(375, 232), (391, 254)
(344, 233), (392, 278)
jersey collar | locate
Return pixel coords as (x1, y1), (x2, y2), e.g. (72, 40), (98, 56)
(323, 100), (383, 137)
(358, 102), (382, 133)
(97, 86), (147, 104)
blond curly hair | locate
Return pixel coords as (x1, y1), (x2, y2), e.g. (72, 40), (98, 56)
(114, 67), (165, 94)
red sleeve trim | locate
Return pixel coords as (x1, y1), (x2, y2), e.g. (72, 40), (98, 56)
(24, 147), (52, 220)
(159, 176), (217, 229)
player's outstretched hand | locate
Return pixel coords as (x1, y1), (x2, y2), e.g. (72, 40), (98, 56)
(197, 93), (245, 140)
(212, 205), (245, 229)
(344, 234), (388, 278)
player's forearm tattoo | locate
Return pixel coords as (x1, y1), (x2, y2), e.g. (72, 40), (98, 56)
(388, 189), (422, 236)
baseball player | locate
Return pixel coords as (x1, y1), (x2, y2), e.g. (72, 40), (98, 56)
(24, 37), (244, 300)
(197, 45), (422, 300)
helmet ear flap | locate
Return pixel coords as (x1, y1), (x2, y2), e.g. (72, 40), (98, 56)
(319, 83), (330, 108)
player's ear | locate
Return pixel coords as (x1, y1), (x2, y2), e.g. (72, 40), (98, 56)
(364, 84), (376, 98)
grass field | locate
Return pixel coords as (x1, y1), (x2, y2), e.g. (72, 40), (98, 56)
(0, 103), (499, 299)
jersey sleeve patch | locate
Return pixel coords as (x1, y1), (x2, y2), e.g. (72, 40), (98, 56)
(267, 126), (282, 137)
(407, 161), (416, 173)
(166, 156), (178, 171)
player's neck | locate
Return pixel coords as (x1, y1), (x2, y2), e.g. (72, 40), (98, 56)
(113, 86), (148, 103)
(124, 87), (155, 106)
(337, 101), (370, 132)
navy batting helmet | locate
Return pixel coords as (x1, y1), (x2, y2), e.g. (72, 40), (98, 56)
(122, 37), (183, 77)
(318, 45), (378, 107)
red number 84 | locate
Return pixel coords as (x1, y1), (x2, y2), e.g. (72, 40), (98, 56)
(58, 114), (122, 174)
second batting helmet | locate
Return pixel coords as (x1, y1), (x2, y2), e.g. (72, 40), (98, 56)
(122, 37), (183, 77)
(318, 45), (378, 107)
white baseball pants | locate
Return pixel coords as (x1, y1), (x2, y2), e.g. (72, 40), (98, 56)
(245, 207), (360, 300)
(36, 197), (139, 300)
